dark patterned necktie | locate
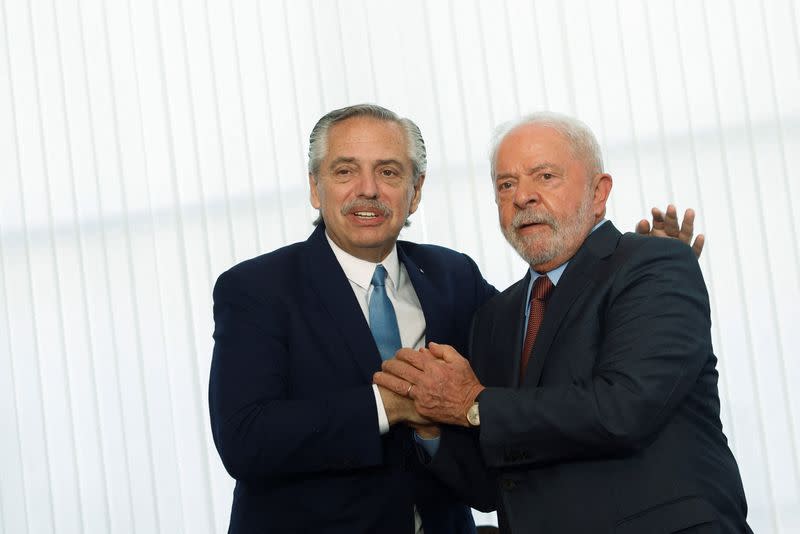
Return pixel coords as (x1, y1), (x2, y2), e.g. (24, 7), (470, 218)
(520, 275), (555, 383)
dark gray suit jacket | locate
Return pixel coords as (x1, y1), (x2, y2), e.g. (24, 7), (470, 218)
(430, 222), (751, 533)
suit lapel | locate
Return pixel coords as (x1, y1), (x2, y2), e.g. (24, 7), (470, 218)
(523, 222), (622, 386)
(491, 275), (530, 387)
(398, 245), (447, 343)
(302, 224), (382, 382)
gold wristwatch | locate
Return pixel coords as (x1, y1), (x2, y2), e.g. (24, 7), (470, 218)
(466, 402), (480, 427)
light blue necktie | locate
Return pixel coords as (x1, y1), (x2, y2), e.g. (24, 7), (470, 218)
(369, 265), (403, 360)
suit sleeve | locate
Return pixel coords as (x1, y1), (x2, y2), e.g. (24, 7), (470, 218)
(425, 313), (499, 513)
(208, 270), (383, 481)
(462, 252), (498, 313)
(415, 252), (500, 511)
(478, 239), (712, 467)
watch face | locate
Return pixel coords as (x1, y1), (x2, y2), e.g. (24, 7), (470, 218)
(467, 403), (480, 426)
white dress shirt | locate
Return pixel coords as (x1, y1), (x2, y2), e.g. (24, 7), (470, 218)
(325, 233), (426, 435)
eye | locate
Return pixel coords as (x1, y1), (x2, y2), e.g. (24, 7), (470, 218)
(541, 173), (554, 180)
(380, 168), (398, 177)
(335, 168), (352, 176)
(497, 181), (514, 191)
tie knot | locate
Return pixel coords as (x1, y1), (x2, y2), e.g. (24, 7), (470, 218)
(531, 275), (554, 301)
(371, 265), (388, 287)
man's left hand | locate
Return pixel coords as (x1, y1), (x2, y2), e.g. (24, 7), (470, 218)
(635, 204), (705, 258)
(373, 342), (485, 427)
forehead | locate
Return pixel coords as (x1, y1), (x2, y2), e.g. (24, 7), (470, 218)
(325, 116), (410, 162)
(495, 124), (576, 169)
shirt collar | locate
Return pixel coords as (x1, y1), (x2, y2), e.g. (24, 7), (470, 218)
(325, 231), (401, 291)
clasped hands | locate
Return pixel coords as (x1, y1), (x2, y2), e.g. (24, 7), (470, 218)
(374, 342), (485, 436)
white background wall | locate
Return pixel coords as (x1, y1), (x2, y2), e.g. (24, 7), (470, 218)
(1, 0), (798, 532)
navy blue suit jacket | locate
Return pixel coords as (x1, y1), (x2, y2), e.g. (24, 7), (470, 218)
(209, 224), (496, 533)
(431, 222), (751, 533)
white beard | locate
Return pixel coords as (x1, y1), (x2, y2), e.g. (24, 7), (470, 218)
(501, 189), (594, 267)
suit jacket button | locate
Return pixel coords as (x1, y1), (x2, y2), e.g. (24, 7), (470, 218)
(502, 479), (516, 491)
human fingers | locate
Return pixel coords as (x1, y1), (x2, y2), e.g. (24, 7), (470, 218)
(662, 204), (680, 237)
(382, 358), (426, 384)
(373, 371), (413, 397)
(650, 207), (665, 232)
(678, 208), (695, 244)
(396, 347), (437, 371)
(691, 234), (705, 259)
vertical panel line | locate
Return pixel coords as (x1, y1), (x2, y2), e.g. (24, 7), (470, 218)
(332, 0), (350, 103)
(175, 0), (215, 288)
(124, 0), (169, 529)
(479, 0), (516, 283)
(555, 0), (576, 114)
(279, 0), (312, 224)
(443, 0), (485, 268)
(0, 235), (28, 533)
(529, 0), (549, 109)
(151, 0), (213, 530)
(757, 0), (800, 492)
(201, 0), (236, 263)
(582, 0), (617, 220)
(500, 2), (521, 115)
(361, 0), (380, 102)
(51, 0), (113, 529)
(731, 0), (800, 499)
(305, 0), (327, 114)
(253, 0), (288, 244)
(612, 0), (647, 211)
(227, 0), (262, 253)
(790, 0), (800, 75)
(0, 132), (31, 534)
(93, 0), (145, 529)
(667, 0), (732, 446)
(24, 0), (86, 530)
(2, 0), (59, 528)
(640, 2), (675, 201)
(419, 0), (458, 246)
(757, 0), (800, 308)
(698, 1), (778, 529)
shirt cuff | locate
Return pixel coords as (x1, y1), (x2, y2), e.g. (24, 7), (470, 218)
(414, 432), (441, 457)
(373, 384), (390, 435)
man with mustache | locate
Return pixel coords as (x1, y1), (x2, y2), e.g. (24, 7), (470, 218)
(375, 112), (751, 533)
(209, 104), (701, 533)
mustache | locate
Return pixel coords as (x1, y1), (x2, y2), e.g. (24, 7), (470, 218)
(341, 198), (392, 217)
(511, 209), (557, 230)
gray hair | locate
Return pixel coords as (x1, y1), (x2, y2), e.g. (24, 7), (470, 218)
(489, 112), (604, 179)
(307, 103), (427, 184)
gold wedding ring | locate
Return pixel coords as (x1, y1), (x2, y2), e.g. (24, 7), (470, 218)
(405, 384), (414, 397)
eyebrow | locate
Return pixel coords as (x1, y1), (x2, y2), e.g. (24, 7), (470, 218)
(495, 162), (562, 181)
(328, 157), (407, 170)
(328, 157), (357, 169)
(527, 163), (562, 174)
(374, 159), (406, 169)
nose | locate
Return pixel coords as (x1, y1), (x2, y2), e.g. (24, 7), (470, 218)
(513, 181), (539, 209)
(355, 172), (379, 198)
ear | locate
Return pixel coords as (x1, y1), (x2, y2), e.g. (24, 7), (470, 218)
(408, 174), (425, 215)
(309, 173), (321, 209)
(592, 173), (612, 217)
